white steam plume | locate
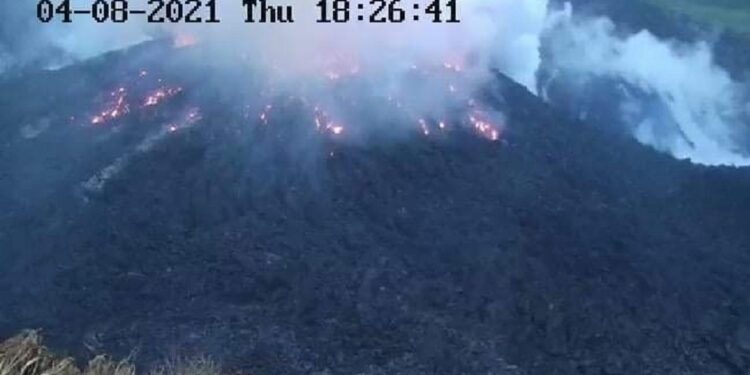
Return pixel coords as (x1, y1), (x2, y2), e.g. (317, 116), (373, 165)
(542, 4), (750, 166)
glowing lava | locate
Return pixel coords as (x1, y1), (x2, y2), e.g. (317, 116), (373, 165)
(259, 104), (273, 125)
(91, 87), (129, 125)
(313, 106), (345, 136)
(174, 33), (198, 48)
(419, 118), (430, 136)
(144, 86), (183, 107)
(468, 111), (502, 142)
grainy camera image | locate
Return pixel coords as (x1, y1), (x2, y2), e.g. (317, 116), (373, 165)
(1, 0), (750, 374)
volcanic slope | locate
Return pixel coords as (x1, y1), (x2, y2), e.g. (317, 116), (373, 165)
(2, 42), (750, 374)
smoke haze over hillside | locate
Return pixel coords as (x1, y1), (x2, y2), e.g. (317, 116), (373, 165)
(1, 0), (748, 165)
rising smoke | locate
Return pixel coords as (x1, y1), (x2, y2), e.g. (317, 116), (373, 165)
(0, 0), (551, 147)
(0, 1), (153, 71)
(3, 0), (749, 166)
(541, 3), (750, 166)
(3, 0), (548, 88)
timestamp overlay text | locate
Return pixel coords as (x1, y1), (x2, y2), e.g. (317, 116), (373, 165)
(36, 0), (461, 24)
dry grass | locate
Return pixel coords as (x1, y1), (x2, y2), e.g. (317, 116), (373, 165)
(0, 332), (220, 375)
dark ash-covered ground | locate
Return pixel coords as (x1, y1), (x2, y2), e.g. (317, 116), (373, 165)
(2, 41), (750, 375)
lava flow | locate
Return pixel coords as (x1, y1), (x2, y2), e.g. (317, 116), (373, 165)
(88, 78), (184, 126)
(91, 87), (129, 125)
(144, 86), (183, 107)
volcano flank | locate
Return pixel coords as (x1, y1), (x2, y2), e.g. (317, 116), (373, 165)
(2, 40), (750, 374)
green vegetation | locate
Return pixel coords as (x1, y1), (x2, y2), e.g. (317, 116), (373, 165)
(645, 0), (750, 35)
(0, 331), (222, 375)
